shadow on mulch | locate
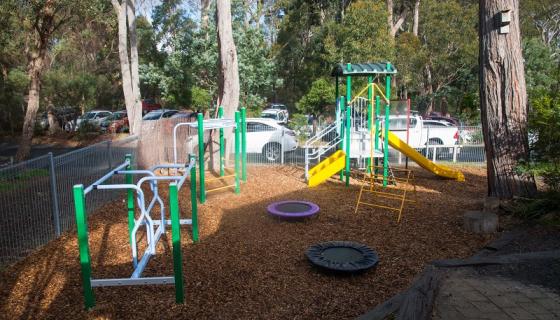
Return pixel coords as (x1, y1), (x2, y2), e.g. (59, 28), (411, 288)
(0, 166), (493, 320)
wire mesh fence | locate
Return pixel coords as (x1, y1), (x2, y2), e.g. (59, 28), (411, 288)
(0, 115), (485, 266)
(0, 136), (138, 266)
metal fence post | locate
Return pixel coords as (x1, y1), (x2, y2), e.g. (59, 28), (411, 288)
(107, 140), (113, 169)
(48, 152), (61, 236)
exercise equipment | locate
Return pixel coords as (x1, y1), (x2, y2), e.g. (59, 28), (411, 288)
(73, 154), (198, 309)
(173, 107), (247, 204)
(267, 200), (319, 219)
(305, 241), (379, 273)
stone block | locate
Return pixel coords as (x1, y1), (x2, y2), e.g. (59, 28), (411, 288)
(464, 211), (499, 233)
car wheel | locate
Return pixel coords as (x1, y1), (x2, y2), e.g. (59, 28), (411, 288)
(263, 143), (281, 162)
(426, 139), (445, 159)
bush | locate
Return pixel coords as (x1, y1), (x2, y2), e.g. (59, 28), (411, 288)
(524, 94), (560, 191)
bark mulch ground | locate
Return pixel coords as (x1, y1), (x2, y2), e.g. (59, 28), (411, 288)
(0, 165), (494, 320)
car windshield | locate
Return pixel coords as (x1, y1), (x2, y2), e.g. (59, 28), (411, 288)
(83, 112), (96, 120)
(113, 112), (126, 120)
(261, 113), (277, 120)
(143, 112), (162, 120)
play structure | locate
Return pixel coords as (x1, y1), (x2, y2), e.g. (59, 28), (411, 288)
(303, 63), (464, 221)
(73, 154), (198, 309)
(305, 241), (379, 273)
(173, 107), (247, 204)
(267, 200), (320, 219)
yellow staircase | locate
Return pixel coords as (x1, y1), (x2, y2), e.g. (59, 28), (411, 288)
(308, 150), (346, 187)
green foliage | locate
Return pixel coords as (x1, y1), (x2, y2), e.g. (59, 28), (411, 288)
(507, 192), (560, 224)
(191, 86), (212, 111)
(324, 1), (394, 64)
(297, 78), (335, 115)
(523, 38), (559, 97)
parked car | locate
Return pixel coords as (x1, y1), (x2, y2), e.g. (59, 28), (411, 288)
(142, 99), (161, 115)
(142, 109), (179, 120)
(261, 109), (288, 124)
(265, 103), (289, 119)
(246, 118), (297, 162)
(170, 111), (196, 120)
(384, 115), (459, 147)
(100, 110), (128, 133)
(75, 110), (113, 130)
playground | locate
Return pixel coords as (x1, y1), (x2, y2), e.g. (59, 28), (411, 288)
(0, 165), (494, 319)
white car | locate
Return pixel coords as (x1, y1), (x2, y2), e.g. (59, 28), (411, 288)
(75, 110), (113, 130)
(142, 109), (178, 120)
(246, 118), (298, 162)
(260, 109), (288, 124)
(265, 103), (289, 119)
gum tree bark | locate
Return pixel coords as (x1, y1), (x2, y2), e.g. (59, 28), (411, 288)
(479, 0), (537, 198)
(111, 0), (142, 135)
(16, 0), (64, 161)
(413, 0), (420, 36)
(216, 0), (239, 163)
(217, 0), (239, 120)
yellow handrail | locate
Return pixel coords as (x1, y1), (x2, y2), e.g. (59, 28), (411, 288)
(348, 83), (390, 104)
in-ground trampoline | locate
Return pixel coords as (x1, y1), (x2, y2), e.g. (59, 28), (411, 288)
(267, 200), (320, 219)
(305, 241), (379, 273)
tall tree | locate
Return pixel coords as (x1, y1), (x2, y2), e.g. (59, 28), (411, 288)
(479, 0), (537, 198)
(216, 0), (240, 119)
(15, 0), (74, 161)
(111, 0), (142, 135)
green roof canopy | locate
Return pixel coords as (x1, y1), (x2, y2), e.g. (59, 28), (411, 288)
(331, 62), (397, 77)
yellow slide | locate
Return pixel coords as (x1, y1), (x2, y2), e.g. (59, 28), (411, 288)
(386, 131), (465, 181)
(308, 150), (346, 187)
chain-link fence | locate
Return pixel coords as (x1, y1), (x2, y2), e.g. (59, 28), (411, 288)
(0, 117), (485, 266)
(0, 136), (137, 266)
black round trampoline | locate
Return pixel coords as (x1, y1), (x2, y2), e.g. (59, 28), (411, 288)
(267, 200), (319, 219)
(305, 241), (379, 273)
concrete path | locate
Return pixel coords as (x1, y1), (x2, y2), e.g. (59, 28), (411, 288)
(433, 269), (560, 320)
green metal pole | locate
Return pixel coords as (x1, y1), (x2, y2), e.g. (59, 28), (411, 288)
(189, 154), (199, 243)
(241, 107), (247, 182)
(234, 111), (240, 194)
(383, 64), (392, 187)
(344, 63), (352, 183)
(197, 113), (205, 203)
(367, 76), (373, 173)
(345, 105), (351, 187)
(375, 95), (381, 171)
(125, 154), (134, 247)
(218, 106), (224, 177)
(339, 96), (346, 181)
(169, 182), (184, 304)
(73, 184), (95, 309)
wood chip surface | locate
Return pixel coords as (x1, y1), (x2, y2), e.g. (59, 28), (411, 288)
(0, 166), (494, 319)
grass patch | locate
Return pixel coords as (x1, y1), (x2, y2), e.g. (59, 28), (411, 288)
(0, 168), (50, 192)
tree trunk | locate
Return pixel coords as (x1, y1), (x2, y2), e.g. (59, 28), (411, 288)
(413, 0), (420, 36)
(217, 0), (240, 162)
(479, 0), (537, 198)
(112, 0), (140, 135)
(424, 64), (433, 114)
(15, 1), (55, 161)
(126, 0), (143, 135)
(387, 0), (393, 32)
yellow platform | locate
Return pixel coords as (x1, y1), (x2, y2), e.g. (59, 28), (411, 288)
(308, 150), (346, 187)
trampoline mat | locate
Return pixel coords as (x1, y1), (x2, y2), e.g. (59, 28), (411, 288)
(305, 241), (379, 273)
(275, 202), (312, 213)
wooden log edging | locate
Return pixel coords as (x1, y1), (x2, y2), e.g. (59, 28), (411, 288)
(357, 266), (444, 320)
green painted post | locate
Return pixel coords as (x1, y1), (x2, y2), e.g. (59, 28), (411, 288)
(197, 113), (205, 203)
(367, 76), (373, 173)
(218, 106), (225, 177)
(345, 105), (351, 187)
(189, 154), (199, 242)
(234, 111), (240, 194)
(383, 65), (392, 187)
(169, 182), (184, 304)
(241, 107), (247, 182)
(73, 184), (95, 309)
(339, 96), (346, 181)
(346, 63), (352, 104)
(125, 154), (134, 246)
(374, 95), (381, 172)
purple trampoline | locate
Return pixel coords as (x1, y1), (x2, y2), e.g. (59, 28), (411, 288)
(267, 200), (320, 219)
